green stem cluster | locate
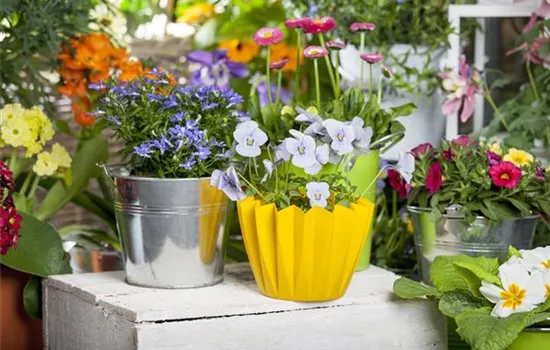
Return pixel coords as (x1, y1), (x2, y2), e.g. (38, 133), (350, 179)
(266, 48), (273, 106)
(526, 61), (540, 101)
(319, 34), (339, 98)
(313, 59), (321, 110)
(359, 32), (366, 91)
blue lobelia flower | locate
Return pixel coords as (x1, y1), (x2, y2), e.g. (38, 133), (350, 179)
(210, 166), (246, 201)
(147, 93), (164, 103)
(180, 155), (196, 170)
(203, 102), (219, 110)
(134, 142), (153, 158)
(162, 94), (178, 110)
(233, 121), (268, 158)
(194, 145), (212, 160)
(323, 119), (356, 156)
(222, 89), (244, 107)
(105, 115), (121, 126)
(187, 50), (249, 89)
(89, 109), (106, 117)
(88, 81), (106, 90)
(233, 111), (251, 122)
(304, 144), (330, 175)
(284, 130), (317, 168)
(170, 112), (188, 122)
(152, 134), (172, 155)
(306, 182), (330, 208)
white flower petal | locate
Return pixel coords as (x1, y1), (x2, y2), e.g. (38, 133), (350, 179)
(252, 128), (268, 147)
(499, 262), (531, 289)
(479, 281), (504, 304)
(236, 144), (261, 158)
(304, 161), (322, 175)
(523, 270), (546, 305)
(491, 302), (514, 318)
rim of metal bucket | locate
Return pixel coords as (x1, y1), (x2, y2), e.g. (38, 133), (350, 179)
(406, 206), (539, 221)
(98, 163), (211, 182)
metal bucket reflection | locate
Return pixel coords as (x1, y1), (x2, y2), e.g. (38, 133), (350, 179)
(69, 248), (123, 273)
(104, 164), (227, 288)
(408, 207), (538, 283)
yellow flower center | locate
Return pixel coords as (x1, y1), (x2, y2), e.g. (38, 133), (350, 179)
(500, 283), (526, 310)
(262, 32), (273, 38)
(500, 173), (510, 180)
(314, 193), (321, 200)
(246, 138), (254, 147)
(337, 133), (344, 141)
(542, 259), (550, 269)
(314, 19), (323, 24)
(298, 146), (305, 155)
(545, 284), (550, 299)
(310, 49), (321, 55)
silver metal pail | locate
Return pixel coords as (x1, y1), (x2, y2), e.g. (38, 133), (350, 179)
(102, 164), (227, 288)
(408, 206), (538, 284)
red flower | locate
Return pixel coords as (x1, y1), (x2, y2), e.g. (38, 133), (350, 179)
(489, 161), (522, 189)
(0, 161), (15, 192)
(303, 17), (336, 34)
(486, 151), (501, 166)
(0, 162), (21, 256)
(285, 18), (311, 29)
(7, 207), (22, 231)
(452, 135), (476, 147)
(388, 169), (411, 198)
(426, 162), (443, 194)
(410, 143), (433, 159)
(360, 53), (382, 64)
(443, 147), (456, 161)
(349, 22), (376, 32)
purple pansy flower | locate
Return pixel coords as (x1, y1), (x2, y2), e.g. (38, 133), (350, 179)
(210, 166), (246, 201)
(187, 50), (249, 89)
(233, 121), (268, 157)
(323, 119), (356, 155)
(348, 117), (373, 154)
(304, 144), (330, 175)
(285, 130), (317, 168)
(306, 182), (330, 208)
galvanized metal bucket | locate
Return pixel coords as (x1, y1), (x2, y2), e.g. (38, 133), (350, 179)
(102, 164), (227, 288)
(408, 206), (538, 283)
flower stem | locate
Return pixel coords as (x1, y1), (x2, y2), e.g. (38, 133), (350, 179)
(377, 72), (383, 105)
(294, 31), (302, 101)
(20, 172), (33, 195)
(266, 48), (273, 106)
(252, 157), (259, 177)
(319, 34), (339, 98)
(314, 59), (321, 110)
(335, 54), (341, 98)
(392, 190), (397, 218)
(359, 32), (365, 91)
(360, 166), (387, 198)
(276, 70), (282, 105)
(238, 174), (267, 202)
(28, 174), (40, 199)
(484, 89), (509, 131)
(369, 64), (374, 99)
(526, 60), (540, 101)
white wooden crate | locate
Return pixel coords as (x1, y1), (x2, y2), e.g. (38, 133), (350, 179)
(43, 264), (444, 350)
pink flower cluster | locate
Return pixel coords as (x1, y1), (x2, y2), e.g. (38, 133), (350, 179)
(0, 161), (21, 255)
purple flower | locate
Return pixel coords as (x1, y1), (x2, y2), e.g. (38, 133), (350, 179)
(486, 151), (502, 166)
(306, 182), (330, 208)
(152, 135), (172, 155)
(348, 117), (373, 154)
(170, 112), (188, 122)
(295, 107), (322, 124)
(256, 81), (291, 107)
(234, 111), (251, 122)
(233, 121), (268, 157)
(187, 50), (249, 89)
(443, 147), (456, 160)
(323, 119), (356, 155)
(134, 142), (153, 158)
(304, 144), (330, 175)
(275, 140), (291, 162)
(106, 115), (121, 126)
(285, 130), (317, 168)
(162, 94), (178, 110)
(147, 93), (164, 103)
(194, 145), (211, 160)
(89, 109), (106, 117)
(88, 81), (106, 90)
(180, 156), (196, 170)
(223, 89), (244, 107)
(394, 152), (415, 184)
(203, 102), (219, 110)
(210, 166), (246, 201)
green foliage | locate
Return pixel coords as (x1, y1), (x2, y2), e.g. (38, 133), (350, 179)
(23, 276), (42, 319)
(0, 212), (71, 277)
(0, 0), (99, 113)
(392, 277), (439, 299)
(439, 290), (490, 318)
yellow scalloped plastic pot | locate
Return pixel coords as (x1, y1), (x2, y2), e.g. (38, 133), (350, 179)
(237, 197), (375, 301)
(199, 181), (226, 264)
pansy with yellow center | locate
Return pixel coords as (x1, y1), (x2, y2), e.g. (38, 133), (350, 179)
(503, 148), (534, 167)
(218, 39), (259, 64)
(480, 259), (546, 318)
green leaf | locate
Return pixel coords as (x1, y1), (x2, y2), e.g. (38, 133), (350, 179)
(456, 308), (531, 350)
(392, 277), (440, 299)
(508, 246), (522, 259)
(439, 290), (489, 318)
(0, 212), (71, 277)
(454, 260), (501, 285)
(430, 255), (499, 296)
(54, 120), (75, 137)
(490, 78), (512, 90)
(527, 312), (550, 327)
(23, 276), (42, 319)
(35, 136), (109, 221)
(389, 102), (417, 118)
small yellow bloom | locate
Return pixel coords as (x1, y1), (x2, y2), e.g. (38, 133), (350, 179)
(51, 143), (72, 169)
(177, 3), (215, 25)
(33, 151), (60, 176)
(306, 106), (319, 115)
(489, 142), (502, 155)
(406, 218), (414, 234)
(1, 118), (34, 148)
(503, 148), (534, 167)
(281, 105), (294, 115)
(218, 39), (259, 64)
(0, 104), (24, 126)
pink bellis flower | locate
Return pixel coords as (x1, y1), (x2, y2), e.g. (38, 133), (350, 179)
(349, 22), (376, 32)
(303, 17), (336, 34)
(253, 27), (283, 46)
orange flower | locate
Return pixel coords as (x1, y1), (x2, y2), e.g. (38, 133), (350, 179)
(177, 3), (215, 25)
(89, 70), (111, 84)
(58, 80), (87, 98)
(71, 98), (90, 115)
(74, 111), (95, 127)
(270, 42), (301, 72)
(218, 39), (259, 64)
(111, 47), (129, 68)
(83, 33), (113, 53)
(59, 68), (85, 83)
(119, 61), (144, 82)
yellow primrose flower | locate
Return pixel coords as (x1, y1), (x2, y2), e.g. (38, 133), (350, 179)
(1, 117), (34, 148)
(503, 148), (534, 167)
(281, 105), (294, 115)
(51, 143), (72, 169)
(489, 142), (502, 155)
(33, 151), (60, 176)
(0, 104), (24, 126)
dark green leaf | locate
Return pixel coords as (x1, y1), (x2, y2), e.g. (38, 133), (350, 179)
(393, 277), (440, 299)
(23, 276), (42, 319)
(439, 290), (489, 318)
(389, 102), (416, 118)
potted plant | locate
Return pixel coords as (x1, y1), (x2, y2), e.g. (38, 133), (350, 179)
(94, 69), (243, 288)
(393, 246), (550, 350)
(389, 135), (550, 282)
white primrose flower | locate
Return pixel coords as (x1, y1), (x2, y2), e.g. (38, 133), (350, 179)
(233, 121), (268, 157)
(543, 271), (550, 299)
(285, 130), (317, 168)
(304, 144), (330, 175)
(520, 246), (550, 273)
(306, 182), (330, 208)
(394, 152), (415, 184)
(261, 159), (273, 183)
(323, 119), (356, 155)
(479, 260), (546, 318)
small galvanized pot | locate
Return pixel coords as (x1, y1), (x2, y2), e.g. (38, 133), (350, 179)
(103, 164), (227, 289)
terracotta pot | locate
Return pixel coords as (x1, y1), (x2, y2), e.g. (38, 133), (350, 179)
(0, 266), (42, 350)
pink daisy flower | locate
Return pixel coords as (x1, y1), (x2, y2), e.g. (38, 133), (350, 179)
(303, 17), (336, 34)
(360, 53), (382, 64)
(270, 58), (289, 70)
(285, 18), (311, 29)
(303, 46), (329, 59)
(326, 41), (346, 50)
(253, 27), (283, 46)
(349, 22), (376, 32)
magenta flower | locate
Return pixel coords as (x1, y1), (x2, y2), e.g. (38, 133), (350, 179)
(443, 147), (456, 161)
(535, 166), (545, 181)
(426, 162), (443, 194)
(410, 143), (433, 159)
(253, 27), (283, 46)
(486, 151), (502, 166)
(388, 169), (411, 199)
(285, 18), (311, 29)
(360, 53), (382, 64)
(452, 135), (476, 147)
(349, 22), (376, 32)
(270, 58), (289, 70)
(326, 41), (346, 50)
(304, 46), (329, 59)
(489, 161), (522, 189)
(440, 55), (481, 122)
(303, 17), (336, 34)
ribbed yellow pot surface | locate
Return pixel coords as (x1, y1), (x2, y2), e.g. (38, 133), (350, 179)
(237, 198), (374, 302)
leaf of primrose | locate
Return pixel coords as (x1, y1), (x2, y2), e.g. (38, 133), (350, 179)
(508, 246), (522, 259)
(456, 308), (531, 350)
(439, 290), (491, 318)
(392, 277), (440, 299)
(454, 260), (501, 286)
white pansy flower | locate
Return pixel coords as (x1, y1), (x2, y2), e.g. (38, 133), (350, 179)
(520, 246), (550, 273)
(306, 182), (330, 208)
(394, 152), (415, 184)
(323, 119), (356, 155)
(480, 261), (546, 318)
(233, 121), (268, 157)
